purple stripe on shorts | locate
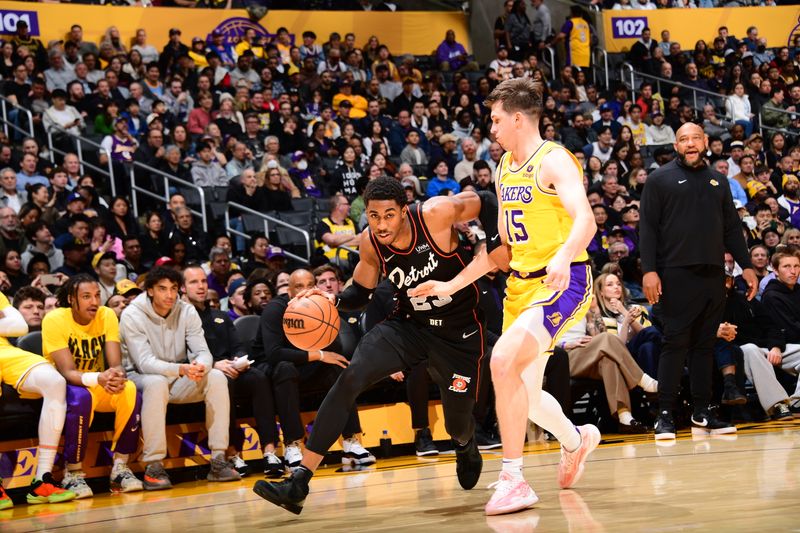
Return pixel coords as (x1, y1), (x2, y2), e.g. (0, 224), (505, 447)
(540, 264), (592, 341)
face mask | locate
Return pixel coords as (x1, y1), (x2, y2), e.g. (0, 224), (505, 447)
(297, 160), (308, 171)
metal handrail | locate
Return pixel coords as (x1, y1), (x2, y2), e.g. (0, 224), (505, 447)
(0, 95), (33, 139)
(620, 62), (635, 100)
(619, 63), (731, 112)
(593, 48), (609, 90)
(543, 46), (557, 81)
(45, 126), (117, 196)
(758, 106), (795, 137)
(224, 201), (311, 264)
(128, 161), (208, 232)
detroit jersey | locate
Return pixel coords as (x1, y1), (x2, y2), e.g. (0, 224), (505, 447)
(368, 203), (481, 339)
(497, 141), (589, 273)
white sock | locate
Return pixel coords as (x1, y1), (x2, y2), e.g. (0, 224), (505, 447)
(618, 410), (634, 425)
(37, 447), (58, 479)
(113, 453), (128, 467)
(523, 357), (582, 452)
(501, 457), (524, 481)
(639, 374), (658, 393)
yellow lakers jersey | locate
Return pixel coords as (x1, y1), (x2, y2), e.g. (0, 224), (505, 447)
(496, 141), (588, 273)
(568, 17), (591, 68)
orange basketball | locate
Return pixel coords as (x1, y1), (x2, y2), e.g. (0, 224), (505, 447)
(283, 294), (341, 351)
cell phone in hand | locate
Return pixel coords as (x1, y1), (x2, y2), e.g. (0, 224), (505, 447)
(40, 273), (60, 286)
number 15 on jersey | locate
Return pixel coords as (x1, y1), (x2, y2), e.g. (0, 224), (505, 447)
(504, 208), (529, 244)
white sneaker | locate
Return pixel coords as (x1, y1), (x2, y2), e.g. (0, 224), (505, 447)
(63, 471), (93, 499)
(342, 437), (376, 465)
(263, 451), (285, 478)
(229, 454), (250, 477)
(284, 441), (304, 471)
(110, 463), (143, 493)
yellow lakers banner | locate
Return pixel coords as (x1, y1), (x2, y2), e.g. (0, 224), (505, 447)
(0, 2), (469, 56)
(602, 6), (799, 53)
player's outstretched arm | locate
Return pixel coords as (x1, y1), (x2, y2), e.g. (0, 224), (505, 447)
(0, 304), (28, 338)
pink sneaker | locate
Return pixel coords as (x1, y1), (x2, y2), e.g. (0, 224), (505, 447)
(557, 424), (600, 489)
(484, 472), (539, 516)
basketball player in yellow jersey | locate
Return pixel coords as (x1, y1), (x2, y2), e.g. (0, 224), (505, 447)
(412, 77), (600, 516)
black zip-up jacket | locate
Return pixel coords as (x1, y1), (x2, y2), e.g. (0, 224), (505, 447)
(761, 279), (800, 343)
(195, 305), (246, 361)
(722, 289), (785, 351)
(250, 294), (342, 368)
(639, 159), (752, 273)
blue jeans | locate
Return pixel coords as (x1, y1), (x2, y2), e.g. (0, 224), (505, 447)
(627, 326), (663, 377)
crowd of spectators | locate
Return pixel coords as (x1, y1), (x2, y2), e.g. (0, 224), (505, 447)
(0, 0), (799, 494)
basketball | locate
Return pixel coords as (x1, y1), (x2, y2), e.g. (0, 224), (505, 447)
(283, 294), (340, 351)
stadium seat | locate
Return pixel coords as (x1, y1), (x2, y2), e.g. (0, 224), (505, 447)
(16, 331), (42, 356)
(233, 315), (261, 354)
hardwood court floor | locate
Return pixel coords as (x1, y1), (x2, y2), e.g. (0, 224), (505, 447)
(3, 421), (799, 532)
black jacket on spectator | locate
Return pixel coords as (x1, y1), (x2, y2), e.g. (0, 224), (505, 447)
(250, 294), (341, 368)
(264, 188), (293, 211)
(761, 279), (800, 344)
(168, 226), (207, 263)
(226, 182), (269, 218)
(198, 305), (246, 361)
(139, 230), (170, 267)
(724, 287), (785, 350)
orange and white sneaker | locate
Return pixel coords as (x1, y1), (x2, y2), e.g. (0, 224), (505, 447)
(26, 473), (76, 504)
(484, 471), (539, 516)
(557, 424), (601, 489)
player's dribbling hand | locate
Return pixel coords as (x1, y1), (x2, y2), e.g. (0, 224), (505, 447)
(291, 287), (334, 305)
(408, 280), (454, 298)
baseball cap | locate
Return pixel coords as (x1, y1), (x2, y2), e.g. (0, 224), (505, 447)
(609, 225), (625, 235)
(741, 51), (753, 59)
(267, 246), (287, 260)
(746, 133), (763, 143)
(115, 279), (142, 297)
(746, 181), (766, 197)
(169, 28), (181, 36)
(439, 133), (457, 144)
(61, 237), (89, 251)
(291, 150), (305, 162)
(620, 205), (638, 216)
(287, 65), (300, 76)
(339, 99), (353, 108)
(497, 43), (508, 51)
(228, 277), (247, 295)
(599, 103), (612, 112)
(92, 251), (116, 270)
(401, 176), (423, 196)
(146, 113), (161, 126)
(729, 141), (744, 149)
(154, 256), (175, 267)
(67, 191), (84, 204)
(192, 37), (204, 44)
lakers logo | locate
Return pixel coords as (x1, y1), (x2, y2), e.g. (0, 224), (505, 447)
(709, 179), (719, 187)
(546, 312), (563, 327)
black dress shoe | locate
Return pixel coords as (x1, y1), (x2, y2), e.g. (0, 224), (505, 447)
(618, 419), (650, 434)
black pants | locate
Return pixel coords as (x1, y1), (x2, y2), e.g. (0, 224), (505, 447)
(545, 347), (572, 415)
(406, 348), (494, 430)
(305, 320), (483, 455)
(657, 265), (726, 412)
(269, 360), (362, 444)
(226, 365), (279, 450)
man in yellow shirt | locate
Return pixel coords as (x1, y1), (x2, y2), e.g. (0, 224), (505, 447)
(43, 274), (143, 498)
(333, 80), (368, 120)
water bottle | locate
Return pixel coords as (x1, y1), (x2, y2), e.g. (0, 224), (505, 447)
(379, 430), (392, 458)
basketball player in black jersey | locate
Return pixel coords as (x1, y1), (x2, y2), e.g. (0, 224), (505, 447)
(253, 177), (506, 514)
